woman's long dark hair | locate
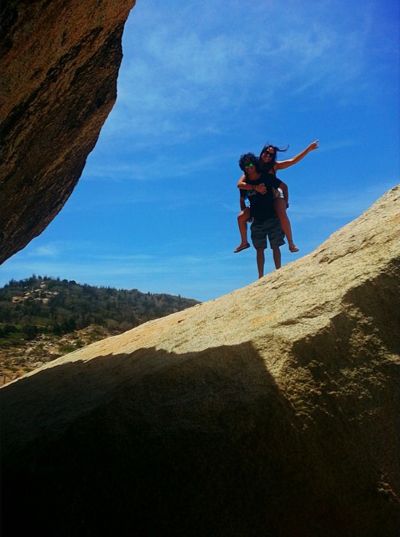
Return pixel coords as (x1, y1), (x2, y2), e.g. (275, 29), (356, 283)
(259, 144), (289, 173)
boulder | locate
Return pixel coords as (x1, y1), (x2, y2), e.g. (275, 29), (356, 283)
(0, 0), (135, 263)
(1, 186), (400, 537)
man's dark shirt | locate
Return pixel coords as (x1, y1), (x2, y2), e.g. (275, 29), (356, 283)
(243, 173), (281, 221)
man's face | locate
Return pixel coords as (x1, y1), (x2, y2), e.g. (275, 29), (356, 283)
(261, 147), (275, 163)
(244, 162), (258, 179)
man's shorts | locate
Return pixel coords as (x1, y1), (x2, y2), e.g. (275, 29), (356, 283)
(251, 217), (285, 249)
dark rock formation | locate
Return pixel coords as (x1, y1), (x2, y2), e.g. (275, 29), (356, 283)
(1, 187), (399, 536)
(0, 0), (136, 263)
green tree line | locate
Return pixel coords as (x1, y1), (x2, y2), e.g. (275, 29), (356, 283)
(0, 276), (198, 344)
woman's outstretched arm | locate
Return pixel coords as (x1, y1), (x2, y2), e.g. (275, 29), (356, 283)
(275, 140), (319, 170)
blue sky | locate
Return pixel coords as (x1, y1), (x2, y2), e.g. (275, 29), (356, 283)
(1, 0), (399, 301)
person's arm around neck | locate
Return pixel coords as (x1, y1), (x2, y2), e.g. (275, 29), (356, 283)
(237, 174), (266, 194)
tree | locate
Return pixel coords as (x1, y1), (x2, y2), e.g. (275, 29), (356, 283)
(23, 325), (38, 340)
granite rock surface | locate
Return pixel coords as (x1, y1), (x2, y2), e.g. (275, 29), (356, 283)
(0, 0), (135, 263)
(1, 186), (400, 536)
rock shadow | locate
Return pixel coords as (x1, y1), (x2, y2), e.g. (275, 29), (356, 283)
(1, 338), (399, 537)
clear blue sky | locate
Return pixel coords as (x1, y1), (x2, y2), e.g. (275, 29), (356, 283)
(1, 0), (399, 301)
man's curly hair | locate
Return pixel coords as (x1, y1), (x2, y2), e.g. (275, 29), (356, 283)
(238, 152), (259, 172)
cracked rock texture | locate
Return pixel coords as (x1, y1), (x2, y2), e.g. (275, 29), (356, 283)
(1, 187), (400, 536)
(0, 0), (135, 263)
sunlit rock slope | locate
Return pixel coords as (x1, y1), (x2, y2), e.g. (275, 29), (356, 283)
(1, 186), (399, 537)
(0, 0), (136, 263)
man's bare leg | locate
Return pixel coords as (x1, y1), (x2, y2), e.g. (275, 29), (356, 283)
(272, 246), (281, 269)
(256, 247), (265, 278)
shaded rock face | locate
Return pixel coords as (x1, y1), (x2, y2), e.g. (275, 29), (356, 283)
(0, 0), (135, 263)
(2, 187), (400, 537)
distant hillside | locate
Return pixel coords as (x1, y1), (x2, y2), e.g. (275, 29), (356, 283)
(0, 275), (199, 383)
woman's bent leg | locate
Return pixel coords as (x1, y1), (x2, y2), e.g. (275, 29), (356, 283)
(274, 199), (299, 252)
(234, 208), (251, 252)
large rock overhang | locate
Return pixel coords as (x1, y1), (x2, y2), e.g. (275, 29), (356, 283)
(0, 0), (136, 263)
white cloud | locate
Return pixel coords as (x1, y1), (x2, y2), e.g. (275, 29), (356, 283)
(84, 150), (236, 181)
(291, 181), (398, 221)
(0, 248), (254, 300)
(99, 0), (377, 146)
(28, 244), (60, 257)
